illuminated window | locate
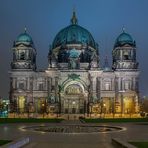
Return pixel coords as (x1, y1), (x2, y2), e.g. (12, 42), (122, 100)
(18, 96), (25, 112)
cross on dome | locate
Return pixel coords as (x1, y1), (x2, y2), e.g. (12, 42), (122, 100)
(71, 9), (78, 25)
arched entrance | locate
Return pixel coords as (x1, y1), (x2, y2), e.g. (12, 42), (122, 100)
(61, 82), (87, 114)
(18, 96), (25, 112)
(123, 97), (135, 114)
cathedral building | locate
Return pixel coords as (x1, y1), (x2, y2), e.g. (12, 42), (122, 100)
(9, 11), (139, 117)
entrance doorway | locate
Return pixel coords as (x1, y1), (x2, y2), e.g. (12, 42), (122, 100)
(72, 108), (76, 114)
(63, 97), (84, 114)
(61, 82), (87, 114)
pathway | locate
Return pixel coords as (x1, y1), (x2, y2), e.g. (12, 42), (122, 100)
(2, 122), (148, 148)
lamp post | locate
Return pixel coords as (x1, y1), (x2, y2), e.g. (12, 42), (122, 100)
(58, 85), (62, 117)
(89, 102), (93, 118)
(103, 103), (106, 118)
(84, 97), (88, 118)
(72, 101), (76, 120)
(100, 100), (103, 118)
(56, 102), (59, 118)
(42, 103), (45, 118)
(0, 100), (2, 117)
(27, 102), (30, 118)
(35, 99), (38, 118)
(25, 102), (29, 118)
(13, 99), (17, 118)
(120, 90), (125, 117)
(6, 102), (9, 118)
(68, 99), (69, 120)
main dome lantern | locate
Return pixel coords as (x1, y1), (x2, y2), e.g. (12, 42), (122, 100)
(52, 11), (96, 49)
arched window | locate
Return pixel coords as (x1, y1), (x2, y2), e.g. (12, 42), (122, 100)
(38, 83), (44, 91)
(19, 82), (24, 90)
(13, 52), (16, 61)
(105, 83), (110, 90)
(123, 50), (129, 60)
(124, 81), (130, 90)
(20, 52), (25, 60)
(18, 96), (25, 112)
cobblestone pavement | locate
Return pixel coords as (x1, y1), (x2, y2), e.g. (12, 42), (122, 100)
(0, 122), (148, 148)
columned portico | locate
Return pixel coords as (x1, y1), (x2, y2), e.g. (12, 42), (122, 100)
(62, 96), (84, 114)
(60, 80), (88, 114)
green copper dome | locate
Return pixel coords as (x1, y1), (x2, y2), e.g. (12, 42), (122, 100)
(114, 30), (135, 47)
(16, 29), (33, 44)
(52, 12), (96, 49)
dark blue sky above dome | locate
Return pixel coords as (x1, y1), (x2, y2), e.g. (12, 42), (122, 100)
(0, 0), (148, 97)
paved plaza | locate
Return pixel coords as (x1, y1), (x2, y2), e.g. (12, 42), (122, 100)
(0, 121), (148, 148)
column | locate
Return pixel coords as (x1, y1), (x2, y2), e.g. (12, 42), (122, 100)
(55, 77), (59, 102)
(27, 77), (30, 90)
(89, 75), (93, 102)
(92, 77), (97, 102)
(47, 77), (52, 100)
(96, 77), (101, 100)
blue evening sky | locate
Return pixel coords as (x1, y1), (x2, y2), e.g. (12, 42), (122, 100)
(0, 0), (148, 97)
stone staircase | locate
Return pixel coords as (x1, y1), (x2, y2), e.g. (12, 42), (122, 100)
(61, 119), (82, 124)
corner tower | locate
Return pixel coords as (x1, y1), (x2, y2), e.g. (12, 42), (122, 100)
(9, 29), (37, 113)
(112, 29), (140, 115)
(11, 29), (36, 70)
(112, 29), (138, 70)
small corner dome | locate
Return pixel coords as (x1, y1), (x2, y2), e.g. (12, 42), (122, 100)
(16, 30), (33, 44)
(114, 30), (135, 47)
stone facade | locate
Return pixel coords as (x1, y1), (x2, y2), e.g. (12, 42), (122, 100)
(9, 12), (139, 117)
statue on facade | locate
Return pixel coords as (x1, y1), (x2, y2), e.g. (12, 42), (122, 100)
(68, 48), (80, 69)
(69, 58), (77, 69)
